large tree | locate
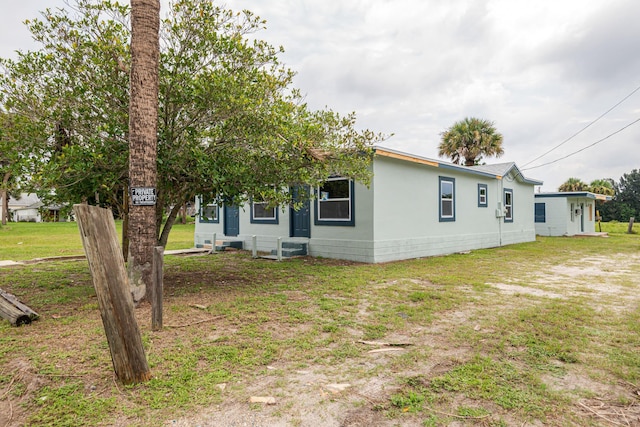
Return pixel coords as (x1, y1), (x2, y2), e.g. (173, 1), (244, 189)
(558, 177), (588, 192)
(596, 170), (640, 221)
(128, 0), (160, 300)
(588, 178), (615, 196)
(438, 117), (504, 166)
(0, 0), (383, 271)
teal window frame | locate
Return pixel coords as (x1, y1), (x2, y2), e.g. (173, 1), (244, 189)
(534, 202), (546, 223)
(250, 199), (278, 224)
(478, 184), (488, 207)
(199, 197), (219, 223)
(315, 177), (355, 226)
(439, 177), (455, 222)
(504, 189), (513, 222)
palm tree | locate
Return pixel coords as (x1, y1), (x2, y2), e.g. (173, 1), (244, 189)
(588, 179), (615, 196)
(558, 177), (588, 192)
(128, 0), (160, 303)
(439, 117), (504, 166)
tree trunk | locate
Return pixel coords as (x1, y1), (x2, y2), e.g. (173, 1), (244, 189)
(158, 202), (182, 248)
(128, 0), (160, 303)
(1, 172), (10, 225)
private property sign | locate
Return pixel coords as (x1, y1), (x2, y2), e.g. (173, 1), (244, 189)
(130, 187), (156, 206)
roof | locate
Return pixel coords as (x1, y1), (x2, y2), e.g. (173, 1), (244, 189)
(535, 192), (612, 201)
(373, 146), (543, 185)
(8, 193), (43, 210)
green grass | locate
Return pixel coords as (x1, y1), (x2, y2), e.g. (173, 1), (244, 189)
(0, 222), (638, 425)
(0, 220), (195, 260)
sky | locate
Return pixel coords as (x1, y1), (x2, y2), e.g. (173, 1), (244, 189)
(2, 0), (639, 191)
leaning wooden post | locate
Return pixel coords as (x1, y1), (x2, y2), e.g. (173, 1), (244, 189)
(74, 204), (151, 384)
(151, 246), (163, 331)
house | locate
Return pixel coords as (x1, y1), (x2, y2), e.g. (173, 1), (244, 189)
(534, 192), (609, 236)
(194, 146), (543, 263)
(7, 193), (43, 222)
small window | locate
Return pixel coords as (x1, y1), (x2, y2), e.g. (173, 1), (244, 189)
(199, 198), (219, 223)
(250, 200), (278, 224)
(315, 177), (354, 226)
(534, 202), (546, 223)
(478, 184), (488, 207)
(504, 189), (513, 222)
(439, 177), (455, 222)
(570, 203), (575, 222)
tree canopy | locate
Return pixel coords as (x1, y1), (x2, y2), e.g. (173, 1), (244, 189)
(438, 117), (504, 166)
(588, 179), (614, 196)
(558, 177), (588, 192)
(0, 0), (384, 244)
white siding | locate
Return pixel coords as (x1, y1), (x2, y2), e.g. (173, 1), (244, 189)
(534, 196), (596, 236)
(194, 156), (540, 263)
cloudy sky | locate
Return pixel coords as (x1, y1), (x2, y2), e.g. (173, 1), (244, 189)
(2, 0), (639, 191)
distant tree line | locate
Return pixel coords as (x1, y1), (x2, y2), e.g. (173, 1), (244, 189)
(558, 171), (640, 221)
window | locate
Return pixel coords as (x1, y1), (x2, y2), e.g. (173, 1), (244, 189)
(504, 189), (513, 222)
(478, 184), (488, 207)
(315, 177), (354, 226)
(250, 199), (278, 224)
(199, 198), (219, 223)
(439, 177), (455, 222)
(570, 202), (575, 222)
(534, 202), (546, 223)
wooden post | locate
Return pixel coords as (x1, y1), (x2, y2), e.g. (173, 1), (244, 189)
(151, 246), (163, 331)
(628, 217), (635, 234)
(74, 204), (151, 384)
(0, 288), (39, 326)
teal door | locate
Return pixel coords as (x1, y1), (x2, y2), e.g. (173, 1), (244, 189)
(224, 205), (239, 236)
(290, 186), (310, 238)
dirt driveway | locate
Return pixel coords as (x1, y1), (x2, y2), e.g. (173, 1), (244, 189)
(165, 253), (640, 427)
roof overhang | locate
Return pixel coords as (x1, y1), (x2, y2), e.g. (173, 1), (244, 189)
(374, 146), (542, 184)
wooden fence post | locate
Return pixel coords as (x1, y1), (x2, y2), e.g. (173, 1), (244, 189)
(628, 217), (635, 234)
(151, 246), (163, 331)
(74, 204), (151, 384)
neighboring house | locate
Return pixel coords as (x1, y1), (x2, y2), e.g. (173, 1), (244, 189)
(194, 146), (543, 263)
(4, 193), (66, 222)
(534, 192), (610, 236)
(8, 193), (43, 222)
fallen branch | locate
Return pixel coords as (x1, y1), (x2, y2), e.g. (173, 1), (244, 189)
(578, 401), (627, 427)
(357, 340), (413, 347)
(0, 375), (16, 400)
(430, 408), (492, 420)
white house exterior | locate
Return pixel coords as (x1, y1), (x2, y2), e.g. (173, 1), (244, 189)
(534, 192), (607, 236)
(194, 146), (543, 263)
(7, 193), (43, 222)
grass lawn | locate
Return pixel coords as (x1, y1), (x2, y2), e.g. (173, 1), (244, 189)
(0, 220), (195, 261)
(0, 221), (638, 426)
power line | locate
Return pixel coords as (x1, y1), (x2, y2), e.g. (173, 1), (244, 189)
(521, 83), (640, 167)
(522, 117), (640, 171)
